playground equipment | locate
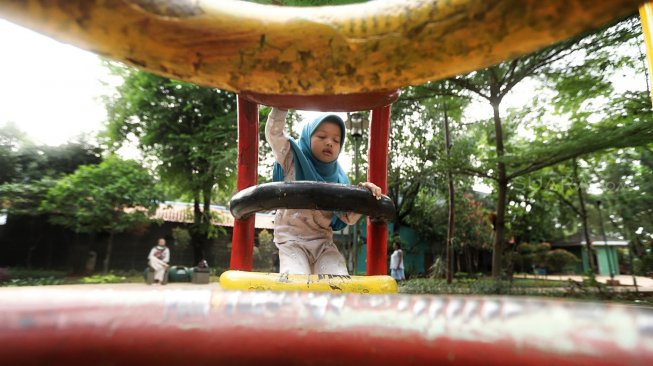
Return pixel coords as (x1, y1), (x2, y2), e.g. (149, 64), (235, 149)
(1, 0), (653, 364)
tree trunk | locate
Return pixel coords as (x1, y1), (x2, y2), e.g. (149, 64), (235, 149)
(103, 231), (114, 274)
(443, 100), (455, 284)
(573, 159), (597, 273)
(190, 195), (205, 266)
(491, 98), (508, 279)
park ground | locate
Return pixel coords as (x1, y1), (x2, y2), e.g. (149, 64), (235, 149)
(2, 271), (653, 307)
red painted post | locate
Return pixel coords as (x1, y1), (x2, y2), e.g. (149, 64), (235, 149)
(230, 96), (259, 271)
(366, 105), (391, 275)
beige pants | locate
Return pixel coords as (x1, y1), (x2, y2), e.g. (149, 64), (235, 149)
(148, 257), (168, 282)
(277, 241), (348, 275)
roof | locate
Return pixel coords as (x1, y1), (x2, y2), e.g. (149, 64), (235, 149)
(552, 231), (629, 247)
(152, 202), (275, 230)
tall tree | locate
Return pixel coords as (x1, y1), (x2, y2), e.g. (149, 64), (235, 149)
(443, 17), (649, 278)
(104, 66), (238, 264)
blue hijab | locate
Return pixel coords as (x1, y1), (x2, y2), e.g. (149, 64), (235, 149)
(273, 114), (350, 231)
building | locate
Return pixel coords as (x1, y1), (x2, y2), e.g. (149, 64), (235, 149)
(552, 232), (629, 275)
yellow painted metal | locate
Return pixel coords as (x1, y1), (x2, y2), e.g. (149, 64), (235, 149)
(640, 3), (653, 105)
(0, 0), (645, 95)
(219, 270), (397, 294)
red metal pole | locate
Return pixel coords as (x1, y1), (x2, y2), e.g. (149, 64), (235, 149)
(230, 96), (259, 271)
(366, 105), (391, 275)
(3, 288), (653, 365)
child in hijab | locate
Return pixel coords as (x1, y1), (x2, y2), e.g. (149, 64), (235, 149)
(265, 107), (382, 275)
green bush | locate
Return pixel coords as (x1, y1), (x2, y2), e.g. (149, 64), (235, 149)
(545, 249), (580, 274)
(80, 274), (127, 284)
(1, 277), (66, 287)
(6, 268), (67, 279)
(633, 254), (653, 276)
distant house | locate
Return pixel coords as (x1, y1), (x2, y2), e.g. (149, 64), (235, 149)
(152, 202), (274, 230)
(552, 232), (629, 275)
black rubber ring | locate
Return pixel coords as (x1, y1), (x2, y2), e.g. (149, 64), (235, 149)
(229, 182), (396, 223)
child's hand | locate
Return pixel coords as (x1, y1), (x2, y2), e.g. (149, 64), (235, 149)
(359, 181), (383, 200)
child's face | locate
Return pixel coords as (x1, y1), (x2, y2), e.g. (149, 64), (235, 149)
(311, 120), (342, 163)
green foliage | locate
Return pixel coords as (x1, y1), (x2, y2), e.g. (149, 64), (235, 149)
(2, 267), (67, 279)
(0, 177), (57, 216)
(103, 65), (237, 262)
(1, 277), (65, 287)
(633, 252), (653, 276)
(104, 66), (237, 204)
(513, 242), (550, 272)
(171, 227), (191, 248)
(0, 267), (68, 287)
(400, 278), (560, 296)
(512, 243), (579, 274)
(0, 123), (102, 217)
(545, 249), (580, 273)
(80, 274), (128, 284)
(42, 157), (161, 234)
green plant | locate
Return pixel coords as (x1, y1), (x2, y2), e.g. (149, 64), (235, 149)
(545, 249), (580, 273)
(172, 227), (191, 248)
(80, 274), (127, 284)
(1, 277), (66, 287)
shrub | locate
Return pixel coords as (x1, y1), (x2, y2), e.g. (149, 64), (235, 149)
(545, 249), (580, 273)
(80, 274), (127, 284)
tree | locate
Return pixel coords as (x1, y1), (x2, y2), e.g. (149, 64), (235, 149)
(439, 17), (650, 278)
(0, 123), (102, 269)
(104, 66), (238, 264)
(42, 157), (161, 273)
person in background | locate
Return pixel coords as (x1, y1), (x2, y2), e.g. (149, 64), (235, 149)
(390, 241), (405, 281)
(148, 238), (170, 285)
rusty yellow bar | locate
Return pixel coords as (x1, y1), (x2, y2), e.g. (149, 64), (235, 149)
(640, 3), (653, 105)
(0, 0), (645, 95)
(219, 270), (397, 293)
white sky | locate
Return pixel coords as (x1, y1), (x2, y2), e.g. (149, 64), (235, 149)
(0, 19), (115, 146)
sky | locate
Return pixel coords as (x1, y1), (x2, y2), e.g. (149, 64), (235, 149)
(0, 19), (116, 146)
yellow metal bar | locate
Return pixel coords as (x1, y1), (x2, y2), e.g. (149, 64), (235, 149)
(0, 0), (645, 95)
(219, 270), (397, 294)
(640, 3), (653, 105)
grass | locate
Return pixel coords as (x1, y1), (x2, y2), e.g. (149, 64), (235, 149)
(398, 276), (653, 306)
(2, 267), (652, 307)
(0, 267), (224, 287)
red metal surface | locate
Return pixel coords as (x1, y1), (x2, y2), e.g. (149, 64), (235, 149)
(367, 105), (391, 275)
(2, 288), (653, 365)
(230, 96), (259, 271)
(240, 90), (400, 112)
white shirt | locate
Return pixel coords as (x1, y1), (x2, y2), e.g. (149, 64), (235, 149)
(390, 249), (404, 270)
(148, 246), (170, 263)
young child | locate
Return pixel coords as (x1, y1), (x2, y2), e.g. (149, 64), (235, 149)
(265, 107), (382, 275)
